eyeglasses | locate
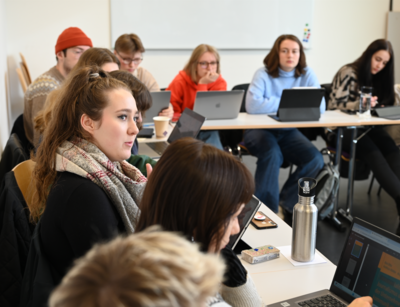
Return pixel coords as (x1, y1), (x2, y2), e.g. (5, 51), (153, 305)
(116, 50), (143, 65)
(198, 61), (218, 68)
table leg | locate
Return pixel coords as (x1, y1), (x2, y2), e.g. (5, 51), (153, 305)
(328, 127), (346, 231)
(339, 127), (357, 223)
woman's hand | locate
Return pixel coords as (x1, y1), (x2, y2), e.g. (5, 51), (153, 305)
(158, 106), (174, 119)
(348, 297), (372, 307)
(146, 163), (153, 178)
(199, 71), (219, 84)
(370, 96), (378, 108)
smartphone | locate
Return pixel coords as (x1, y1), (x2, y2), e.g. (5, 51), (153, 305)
(340, 109), (357, 115)
(137, 128), (154, 138)
(251, 211), (278, 229)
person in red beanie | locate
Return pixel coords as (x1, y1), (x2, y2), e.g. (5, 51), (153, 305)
(23, 27), (92, 145)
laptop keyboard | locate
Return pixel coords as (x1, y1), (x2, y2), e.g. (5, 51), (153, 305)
(298, 295), (347, 307)
(146, 142), (168, 156)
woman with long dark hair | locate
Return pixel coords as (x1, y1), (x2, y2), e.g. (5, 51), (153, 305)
(329, 39), (400, 230)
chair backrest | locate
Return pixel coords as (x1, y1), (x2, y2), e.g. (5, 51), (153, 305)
(20, 63), (31, 86)
(13, 160), (36, 207)
(19, 52), (32, 84)
(232, 83), (249, 112)
(320, 83), (332, 110)
(16, 67), (28, 93)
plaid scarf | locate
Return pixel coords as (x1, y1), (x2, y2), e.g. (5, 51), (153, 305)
(55, 137), (147, 234)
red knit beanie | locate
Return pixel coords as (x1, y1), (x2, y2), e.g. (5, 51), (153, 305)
(55, 27), (93, 54)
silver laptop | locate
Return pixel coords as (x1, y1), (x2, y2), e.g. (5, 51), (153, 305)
(193, 90), (244, 120)
(143, 91), (171, 124)
(138, 108), (205, 159)
(268, 217), (400, 307)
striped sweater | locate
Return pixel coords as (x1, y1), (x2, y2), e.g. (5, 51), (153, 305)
(328, 65), (359, 111)
(23, 66), (64, 145)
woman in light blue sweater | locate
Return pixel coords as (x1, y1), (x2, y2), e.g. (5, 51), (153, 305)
(244, 34), (325, 217)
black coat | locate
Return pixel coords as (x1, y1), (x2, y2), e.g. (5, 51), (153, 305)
(0, 172), (34, 307)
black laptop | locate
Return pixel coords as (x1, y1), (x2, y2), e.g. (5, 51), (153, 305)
(138, 108), (205, 158)
(268, 88), (325, 122)
(371, 106), (400, 120)
(227, 195), (263, 254)
(268, 217), (400, 307)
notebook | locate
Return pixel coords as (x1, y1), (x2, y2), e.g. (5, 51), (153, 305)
(227, 195), (263, 254)
(268, 88), (325, 122)
(138, 108), (205, 158)
(268, 217), (400, 307)
(193, 90), (244, 120)
(143, 91), (171, 124)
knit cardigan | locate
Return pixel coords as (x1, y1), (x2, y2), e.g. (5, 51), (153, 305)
(133, 67), (160, 92)
(328, 65), (359, 110)
(23, 66), (64, 145)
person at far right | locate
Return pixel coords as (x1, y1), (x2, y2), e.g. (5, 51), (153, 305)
(329, 39), (400, 234)
(244, 34), (325, 219)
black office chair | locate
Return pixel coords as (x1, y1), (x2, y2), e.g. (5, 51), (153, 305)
(0, 134), (29, 187)
(10, 114), (34, 159)
(219, 83), (249, 154)
(320, 84), (372, 191)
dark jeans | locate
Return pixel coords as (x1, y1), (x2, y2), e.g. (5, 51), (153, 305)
(244, 128), (324, 213)
(197, 130), (223, 150)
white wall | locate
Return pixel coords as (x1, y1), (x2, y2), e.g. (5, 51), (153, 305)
(5, 0), (111, 126)
(0, 0), (10, 154)
(4, 0), (391, 131)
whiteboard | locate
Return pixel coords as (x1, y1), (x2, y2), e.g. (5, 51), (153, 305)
(387, 12), (400, 84)
(110, 0), (315, 50)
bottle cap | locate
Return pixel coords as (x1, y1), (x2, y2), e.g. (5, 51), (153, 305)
(298, 177), (317, 197)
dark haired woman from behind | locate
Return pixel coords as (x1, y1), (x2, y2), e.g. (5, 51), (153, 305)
(21, 66), (147, 305)
(136, 137), (263, 307)
(329, 39), (400, 231)
(244, 34), (325, 217)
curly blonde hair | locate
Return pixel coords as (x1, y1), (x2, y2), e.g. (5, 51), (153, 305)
(49, 226), (225, 307)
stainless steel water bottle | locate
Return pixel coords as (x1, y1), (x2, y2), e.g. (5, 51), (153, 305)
(291, 177), (318, 262)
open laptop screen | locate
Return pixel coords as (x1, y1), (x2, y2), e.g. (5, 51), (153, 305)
(330, 218), (400, 306)
(168, 108), (205, 143)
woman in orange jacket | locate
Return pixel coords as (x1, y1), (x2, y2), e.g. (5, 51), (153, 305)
(167, 44), (227, 150)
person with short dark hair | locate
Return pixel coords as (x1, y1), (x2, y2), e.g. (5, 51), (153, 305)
(244, 34), (325, 216)
(329, 39), (400, 231)
(114, 33), (173, 119)
(23, 27), (92, 145)
(49, 227), (225, 307)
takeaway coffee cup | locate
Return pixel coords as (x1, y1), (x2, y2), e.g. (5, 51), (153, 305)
(153, 116), (170, 138)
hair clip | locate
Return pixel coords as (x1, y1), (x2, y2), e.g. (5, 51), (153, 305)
(89, 73), (100, 78)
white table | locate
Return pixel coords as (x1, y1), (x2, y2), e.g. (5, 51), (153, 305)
(201, 110), (400, 130)
(138, 111), (400, 227)
(241, 204), (336, 306)
(200, 110), (400, 227)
